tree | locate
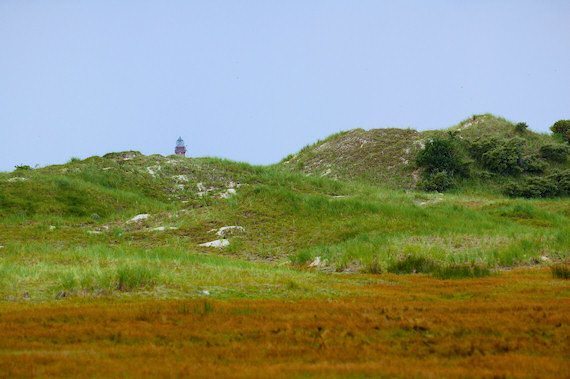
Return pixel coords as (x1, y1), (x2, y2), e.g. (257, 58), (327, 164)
(550, 120), (570, 143)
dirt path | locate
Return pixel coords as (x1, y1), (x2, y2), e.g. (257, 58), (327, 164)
(0, 269), (568, 378)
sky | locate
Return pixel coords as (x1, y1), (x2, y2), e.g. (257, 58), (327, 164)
(1, 1), (569, 171)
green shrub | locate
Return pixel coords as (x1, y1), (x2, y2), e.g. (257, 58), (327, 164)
(540, 143), (569, 162)
(520, 155), (546, 174)
(504, 176), (558, 198)
(14, 165), (32, 171)
(416, 137), (470, 178)
(548, 169), (570, 195)
(418, 170), (455, 192)
(550, 120), (570, 143)
(387, 255), (438, 274)
(514, 122), (528, 133)
(470, 137), (525, 175)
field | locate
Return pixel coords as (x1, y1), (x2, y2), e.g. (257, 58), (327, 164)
(1, 129), (569, 377)
(1, 269), (568, 378)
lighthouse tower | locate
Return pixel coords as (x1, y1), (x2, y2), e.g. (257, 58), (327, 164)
(175, 137), (186, 156)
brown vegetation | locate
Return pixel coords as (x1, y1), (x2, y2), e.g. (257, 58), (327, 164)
(0, 268), (568, 378)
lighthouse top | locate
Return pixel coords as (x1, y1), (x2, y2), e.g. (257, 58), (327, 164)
(175, 137), (186, 156)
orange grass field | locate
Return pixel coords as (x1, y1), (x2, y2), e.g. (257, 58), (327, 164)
(0, 268), (568, 378)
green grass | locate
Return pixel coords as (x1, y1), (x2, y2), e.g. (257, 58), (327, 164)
(1, 124), (570, 301)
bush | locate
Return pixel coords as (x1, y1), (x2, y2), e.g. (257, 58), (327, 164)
(550, 120), (570, 143)
(520, 155), (546, 174)
(548, 169), (570, 195)
(515, 122), (528, 133)
(14, 165), (32, 171)
(416, 137), (470, 178)
(540, 143), (569, 162)
(474, 137), (525, 175)
(418, 170), (455, 192)
(504, 176), (558, 198)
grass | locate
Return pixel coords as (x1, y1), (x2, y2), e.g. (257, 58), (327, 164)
(0, 268), (568, 378)
(1, 152), (569, 300)
(551, 263), (570, 279)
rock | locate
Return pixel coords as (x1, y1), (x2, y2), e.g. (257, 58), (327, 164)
(200, 290), (210, 296)
(0, 245), (4, 249)
(309, 256), (322, 268)
(172, 175), (189, 182)
(49, 225), (56, 231)
(128, 214), (150, 223)
(199, 239), (230, 248)
(151, 226), (178, 232)
(540, 255), (550, 262)
(87, 230), (102, 235)
(219, 188), (236, 199)
(7, 177), (28, 182)
(215, 226), (245, 237)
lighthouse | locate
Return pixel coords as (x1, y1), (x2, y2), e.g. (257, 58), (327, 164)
(175, 137), (186, 156)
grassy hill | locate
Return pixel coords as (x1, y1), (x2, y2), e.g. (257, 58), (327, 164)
(1, 139), (569, 301)
(282, 114), (570, 195)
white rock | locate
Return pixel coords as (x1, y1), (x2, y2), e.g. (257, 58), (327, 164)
(87, 230), (102, 235)
(0, 245), (4, 249)
(309, 256), (322, 268)
(215, 226), (245, 237)
(7, 177), (28, 182)
(540, 255), (550, 262)
(219, 188), (237, 199)
(200, 290), (210, 296)
(49, 225), (56, 231)
(175, 184), (185, 190)
(199, 239), (230, 248)
(172, 175), (188, 182)
(128, 214), (150, 223)
(151, 226), (178, 232)
(102, 167), (112, 171)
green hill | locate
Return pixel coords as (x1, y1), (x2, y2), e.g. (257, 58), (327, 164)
(0, 116), (569, 301)
(282, 114), (570, 195)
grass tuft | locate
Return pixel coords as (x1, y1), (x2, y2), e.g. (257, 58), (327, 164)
(551, 263), (570, 279)
(116, 265), (158, 291)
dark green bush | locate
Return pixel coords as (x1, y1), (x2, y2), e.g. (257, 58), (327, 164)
(520, 155), (546, 174)
(548, 169), (570, 195)
(540, 143), (569, 162)
(418, 170), (455, 192)
(14, 165), (32, 171)
(504, 176), (558, 198)
(478, 137), (525, 175)
(550, 120), (570, 143)
(514, 122), (528, 133)
(416, 137), (470, 178)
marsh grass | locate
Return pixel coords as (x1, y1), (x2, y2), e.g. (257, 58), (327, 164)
(551, 263), (570, 279)
(116, 265), (159, 291)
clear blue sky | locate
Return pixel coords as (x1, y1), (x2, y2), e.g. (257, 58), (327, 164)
(1, 1), (569, 171)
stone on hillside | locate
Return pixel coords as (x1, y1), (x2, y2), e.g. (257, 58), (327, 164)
(215, 226), (245, 237)
(151, 226), (178, 232)
(199, 239), (230, 248)
(7, 177), (28, 182)
(128, 214), (150, 223)
(219, 188), (236, 199)
(308, 256), (322, 268)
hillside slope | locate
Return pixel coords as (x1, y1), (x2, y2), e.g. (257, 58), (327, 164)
(282, 114), (569, 192)
(1, 147), (569, 302)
